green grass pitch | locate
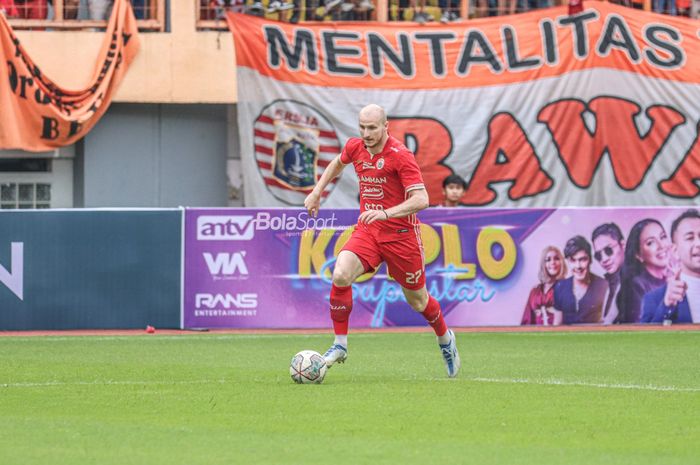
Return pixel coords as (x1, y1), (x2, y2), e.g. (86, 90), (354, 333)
(1, 330), (699, 465)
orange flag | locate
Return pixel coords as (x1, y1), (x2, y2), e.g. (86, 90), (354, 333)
(0, 0), (140, 151)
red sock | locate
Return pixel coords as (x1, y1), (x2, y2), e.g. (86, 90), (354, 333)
(421, 296), (448, 337)
(330, 284), (353, 335)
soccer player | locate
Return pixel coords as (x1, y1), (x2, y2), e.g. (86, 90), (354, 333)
(303, 104), (461, 378)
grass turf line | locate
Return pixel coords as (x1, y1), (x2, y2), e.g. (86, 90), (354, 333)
(0, 331), (699, 465)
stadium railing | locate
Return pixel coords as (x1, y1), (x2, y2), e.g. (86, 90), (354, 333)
(6, 0), (166, 31)
(196, 0), (655, 30)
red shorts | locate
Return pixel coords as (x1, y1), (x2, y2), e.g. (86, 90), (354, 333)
(341, 225), (426, 290)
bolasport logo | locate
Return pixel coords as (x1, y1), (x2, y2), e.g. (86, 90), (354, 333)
(197, 212), (339, 241)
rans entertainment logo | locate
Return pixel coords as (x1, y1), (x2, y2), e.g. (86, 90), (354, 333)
(195, 293), (258, 309)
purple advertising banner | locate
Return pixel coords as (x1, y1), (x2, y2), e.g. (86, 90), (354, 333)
(183, 207), (700, 329)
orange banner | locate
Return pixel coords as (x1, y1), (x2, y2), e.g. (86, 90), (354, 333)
(0, 0), (139, 151)
(228, 2), (700, 90)
(229, 4), (700, 208)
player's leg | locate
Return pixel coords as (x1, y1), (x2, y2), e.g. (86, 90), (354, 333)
(401, 285), (460, 377)
(382, 237), (461, 377)
(324, 229), (381, 367)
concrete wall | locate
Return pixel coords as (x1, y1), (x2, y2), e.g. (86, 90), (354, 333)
(78, 103), (229, 207)
(14, 0), (237, 103)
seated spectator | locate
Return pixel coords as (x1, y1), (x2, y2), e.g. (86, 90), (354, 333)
(412, 0), (432, 23)
(526, 0), (551, 10)
(498, 0), (516, 15)
(266, 0), (294, 16)
(321, 0), (372, 20)
(438, 0), (459, 22)
(654, 0), (677, 14)
(60, 0), (112, 20)
(89, 0), (113, 20)
(131, 0), (148, 19)
(64, 0), (79, 18)
(290, 0), (321, 21)
(0, 0), (19, 17)
(14, 0), (47, 18)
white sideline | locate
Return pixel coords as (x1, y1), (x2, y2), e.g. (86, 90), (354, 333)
(447, 376), (700, 392)
(2, 377), (699, 392)
(0, 379), (227, 388)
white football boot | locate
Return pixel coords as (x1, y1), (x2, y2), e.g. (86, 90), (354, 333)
(323, 344), (348, 368)
(439, 329), (461, 378)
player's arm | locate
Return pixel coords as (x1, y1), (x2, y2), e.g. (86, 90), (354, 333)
(304, 154), (346, 217)
(359, 187), (429, 224)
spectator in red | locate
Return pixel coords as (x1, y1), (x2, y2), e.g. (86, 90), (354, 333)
(63, 0), (79, 18)
(0, 0), (19, 16)
(14, 0), (47, 18)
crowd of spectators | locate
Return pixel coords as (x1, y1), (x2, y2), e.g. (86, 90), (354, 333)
(1, 0), (696, 25)
(0, 0), (152, 20)
(198, 0), (700, 23)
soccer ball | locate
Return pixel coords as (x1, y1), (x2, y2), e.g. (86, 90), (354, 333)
(289, 350), (327, 384)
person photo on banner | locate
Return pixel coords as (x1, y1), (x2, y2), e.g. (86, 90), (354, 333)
(618, 218), (674, 323)
(641, 209), (700, 324)
(521, 246), (567, 326)
(552, 236), (608, 325)
(591, 223), (626, 325)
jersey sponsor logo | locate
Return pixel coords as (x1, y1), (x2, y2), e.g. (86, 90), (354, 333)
(361, 183), (385, 200)
(359, 175), (387, 184)
(364, 202), (384, 210)
(253, 100), (341, 205)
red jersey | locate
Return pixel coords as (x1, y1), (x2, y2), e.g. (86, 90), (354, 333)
(340, 135), (425, 242)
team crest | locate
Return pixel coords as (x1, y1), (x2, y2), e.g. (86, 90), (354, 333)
(253, 100), (341, 205)
(376, 158), (385, 170)
(272, 123), (318, 189)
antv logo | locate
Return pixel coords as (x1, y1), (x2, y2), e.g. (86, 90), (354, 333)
(0, 242), (23, 301)
(197, 215), (255, 241)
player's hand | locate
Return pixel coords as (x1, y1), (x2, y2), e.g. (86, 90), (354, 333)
(304, 191), (321, 217)
(358, 209), (388, 225)
(663, 269), (687, 307)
